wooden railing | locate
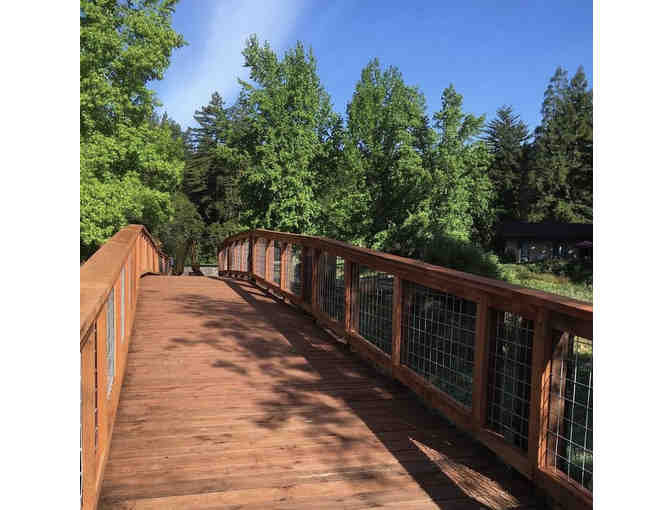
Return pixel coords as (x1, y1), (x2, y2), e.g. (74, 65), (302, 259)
(80, 225), (170, 510)
(219, 229), (593, 509)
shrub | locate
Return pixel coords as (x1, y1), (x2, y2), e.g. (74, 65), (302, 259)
(421, 234), (502, 279)
(500, 249), (518, 264)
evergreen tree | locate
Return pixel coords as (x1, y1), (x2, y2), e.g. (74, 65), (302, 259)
(483, 105), (531, 221)
(397, 85), (494, 252)
(529, 66), (593, 222)
(183, 92), (249, 261)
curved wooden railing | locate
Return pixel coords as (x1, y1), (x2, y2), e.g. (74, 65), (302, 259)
(80, 225), (170, 509)
(219, 229), (593, 510)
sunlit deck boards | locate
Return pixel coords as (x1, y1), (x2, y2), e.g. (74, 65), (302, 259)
(99, 275), (539, 509)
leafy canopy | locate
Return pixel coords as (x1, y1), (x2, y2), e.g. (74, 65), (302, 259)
(80, 0), (186, 259)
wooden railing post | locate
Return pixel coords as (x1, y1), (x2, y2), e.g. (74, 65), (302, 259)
(391, 276), (403, 366)
(81, 333), (96, 510)
(280, 241), (289, 290)
(249, 234), (255, 277)
(529, 308), (552, 473)
(264, 240), (271, 281)
(472, 294), (492, 431)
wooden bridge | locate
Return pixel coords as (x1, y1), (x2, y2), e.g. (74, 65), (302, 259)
(80, 226), (593, 509)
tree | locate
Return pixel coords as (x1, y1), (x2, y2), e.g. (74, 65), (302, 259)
(343, 59), (431, 249)
(156, 192), (204, 275)
(394, 85), (495, 257)
(80, 0), (186, 260)
(528, 66), (593, 223)
(235, 36), (342, 233)
(483, 106), (531, 221)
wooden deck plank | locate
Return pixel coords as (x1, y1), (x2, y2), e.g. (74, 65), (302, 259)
(99, 276), (539, 509)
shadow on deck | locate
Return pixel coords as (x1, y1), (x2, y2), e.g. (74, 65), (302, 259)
(99, 275), (540, 509)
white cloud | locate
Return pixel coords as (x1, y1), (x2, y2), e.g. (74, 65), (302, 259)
(157, 0), (311, 128)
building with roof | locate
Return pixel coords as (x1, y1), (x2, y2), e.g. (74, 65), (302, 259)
(498, 221), (593, 262)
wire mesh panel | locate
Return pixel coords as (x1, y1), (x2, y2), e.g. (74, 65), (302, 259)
(285, 244), (302, 295)
(106, 289), (116, 398)
(120, 267), (125, 343)
(255, 238), (268, 278)
(93, 324), (98, 455)
(317, 252), (345, 322)
(487, 311), (534, 451)
(129, 255), (134, 308)
(273, 241), (282, 285)
(546, 334), (593, 492)
(401, 282), (477, 406)
(241, 239), (249, 272)
(304, 250), (313, 302)
(352, 265), (394, 354)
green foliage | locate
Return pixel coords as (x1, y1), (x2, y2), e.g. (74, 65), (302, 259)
(430, 85), (495, 247)
(499, 263), (592, 302)
(527, 258), (593, 286)
(80, 167), (172, 258)
(156, 192), (204, 274)
(483, 105), (531, 221)
(235, 36), (341, 233)
(80, 0), (185, 138)
(184, 92), (246, 230)
(342, 59), (431, 247)
(423, 234), (502, 279)
(330, 62), (494, 258)
(528, 66), (593, 223)
(80, 0), (186, 260)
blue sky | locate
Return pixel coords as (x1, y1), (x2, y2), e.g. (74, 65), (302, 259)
(151, 0), (592, 132)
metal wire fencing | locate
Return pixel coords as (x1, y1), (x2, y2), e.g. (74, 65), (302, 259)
(303, 250), (312, 303)
(273, 241), (282, 285)
(106, 290), (115, 398)
(229, 245), (236, 271)
(351, 265), (394, 354)
(401, 282), (477, 407)
(120, 267), (125, 343)
(487, 311), (534, 451)
(241, 240), (249, 272)
(546, 334), (593, 492)
(285, 244), (302, 295)
(255, 238), (267, 277)
(317, 252), (345, 322)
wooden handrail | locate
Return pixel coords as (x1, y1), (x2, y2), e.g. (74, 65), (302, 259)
(218, 229), (593, 510)
(80, 225), (170, 510)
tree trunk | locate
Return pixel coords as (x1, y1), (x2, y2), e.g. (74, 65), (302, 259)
(172, 241), (189, 275)
(190, 240), (203, 275)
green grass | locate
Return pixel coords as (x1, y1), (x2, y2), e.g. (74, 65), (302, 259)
(499, 263), (593, 303)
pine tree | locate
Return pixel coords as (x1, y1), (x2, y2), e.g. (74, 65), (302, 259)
(529, 66), (593, 223)
(483, 106), (531, 220)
